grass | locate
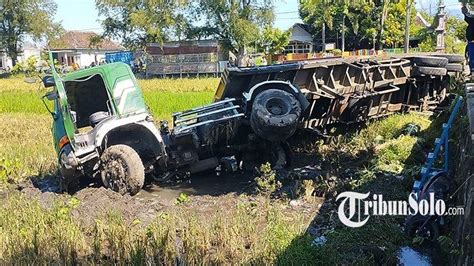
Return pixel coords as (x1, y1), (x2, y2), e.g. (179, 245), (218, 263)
(0, 192), (308, 264)
(0, 114), (55, 183)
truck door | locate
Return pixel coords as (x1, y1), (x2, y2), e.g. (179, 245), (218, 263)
(52, 70), (76, 147)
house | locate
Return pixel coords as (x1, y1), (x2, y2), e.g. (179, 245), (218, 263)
(49, 31), (122, 68)
(284, 23), (314, 54)
(0, 42), (42, 70)
(146, 40), (229, 77)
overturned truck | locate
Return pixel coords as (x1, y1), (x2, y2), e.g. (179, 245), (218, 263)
(42, 54), (464, 195)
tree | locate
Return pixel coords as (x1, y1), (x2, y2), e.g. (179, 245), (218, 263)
(299, 0), (422, 51)
(382, 0), (417, 48)
(0, 0), (62, 66)
(194, 0), (275, 66)
(299, 0), (375, 51)
(95, 0), (191, 50)
(300, 0), (336, 52)
(259, 27), (290, 55)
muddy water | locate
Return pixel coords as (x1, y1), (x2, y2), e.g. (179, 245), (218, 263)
(136, 170), (254, 204)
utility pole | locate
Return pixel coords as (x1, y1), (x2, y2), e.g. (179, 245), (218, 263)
(322, 23), (326, 52)
(404, 0), (411, 53)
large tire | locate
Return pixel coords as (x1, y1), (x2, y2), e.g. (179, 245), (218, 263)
(100, 144), (145, 195)
(445, 63), (463, 73)
(412, 66), (447, 77)
(431, 54), (465, 64)
(412, 56), (448, 67)
(250, 89), (302, 142)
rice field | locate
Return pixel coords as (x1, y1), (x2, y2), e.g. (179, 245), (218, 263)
(0, 77), (218, 119)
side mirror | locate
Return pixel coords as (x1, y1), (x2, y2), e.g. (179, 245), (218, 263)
(44, 91), (59, 101)
(42, 75), (55, 88)
(41, 91), (58, 119)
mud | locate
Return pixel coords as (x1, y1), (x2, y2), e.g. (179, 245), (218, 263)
(14, 157), (322, 228)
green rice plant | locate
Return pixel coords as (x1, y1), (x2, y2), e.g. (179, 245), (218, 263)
(0, 77), (215, 120)
(0, 194), (87, 264)
(0, 114), (56, 182)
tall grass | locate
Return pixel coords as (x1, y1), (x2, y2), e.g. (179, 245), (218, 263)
(0, 193), (309, 264)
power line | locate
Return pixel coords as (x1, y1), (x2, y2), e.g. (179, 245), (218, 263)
(274, 17), (300, 20)
(274, 10), (299, 14)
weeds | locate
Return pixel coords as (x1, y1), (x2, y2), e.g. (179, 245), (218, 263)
(255, 163), (281, 196)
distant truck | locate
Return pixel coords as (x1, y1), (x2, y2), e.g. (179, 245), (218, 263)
(40, 53), (464, 195)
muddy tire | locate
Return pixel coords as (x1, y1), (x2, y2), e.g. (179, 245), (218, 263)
(412, 56), (448, 67)
(431, 54), (465, 64)
(100, 144), (144, 195)
(405, 215), (440, 241)
(445, 63), (463, 73)
(250, 89), (302, 142)
(412, 66), (447, 77)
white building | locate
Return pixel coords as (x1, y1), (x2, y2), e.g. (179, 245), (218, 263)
(284, 23), (314, 54)
(49, 31), (122, 68)
(0, 42), (42, 70)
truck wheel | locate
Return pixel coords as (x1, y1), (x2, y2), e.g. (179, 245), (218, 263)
(431, 54), (465, 64)
(445, 63), (463, 73)
(412, 56), (448, 67)
(250, 89), (302, 142)
(100, 144), (145, 195)
(412, 66), (447, 77)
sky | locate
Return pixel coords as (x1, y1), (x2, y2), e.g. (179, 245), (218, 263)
(54, 0), (301, 33)
(54, 0), (464, 34)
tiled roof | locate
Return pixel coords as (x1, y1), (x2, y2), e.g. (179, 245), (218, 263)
(50, 31), (121, 50)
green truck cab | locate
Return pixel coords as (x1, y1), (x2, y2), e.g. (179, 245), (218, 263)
(45, 62), (166, 194)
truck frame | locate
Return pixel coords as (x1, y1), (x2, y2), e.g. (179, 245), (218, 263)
(42, 54), (464, 195)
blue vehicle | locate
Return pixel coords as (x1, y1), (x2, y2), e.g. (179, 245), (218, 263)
(105, 51), (134, 67)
